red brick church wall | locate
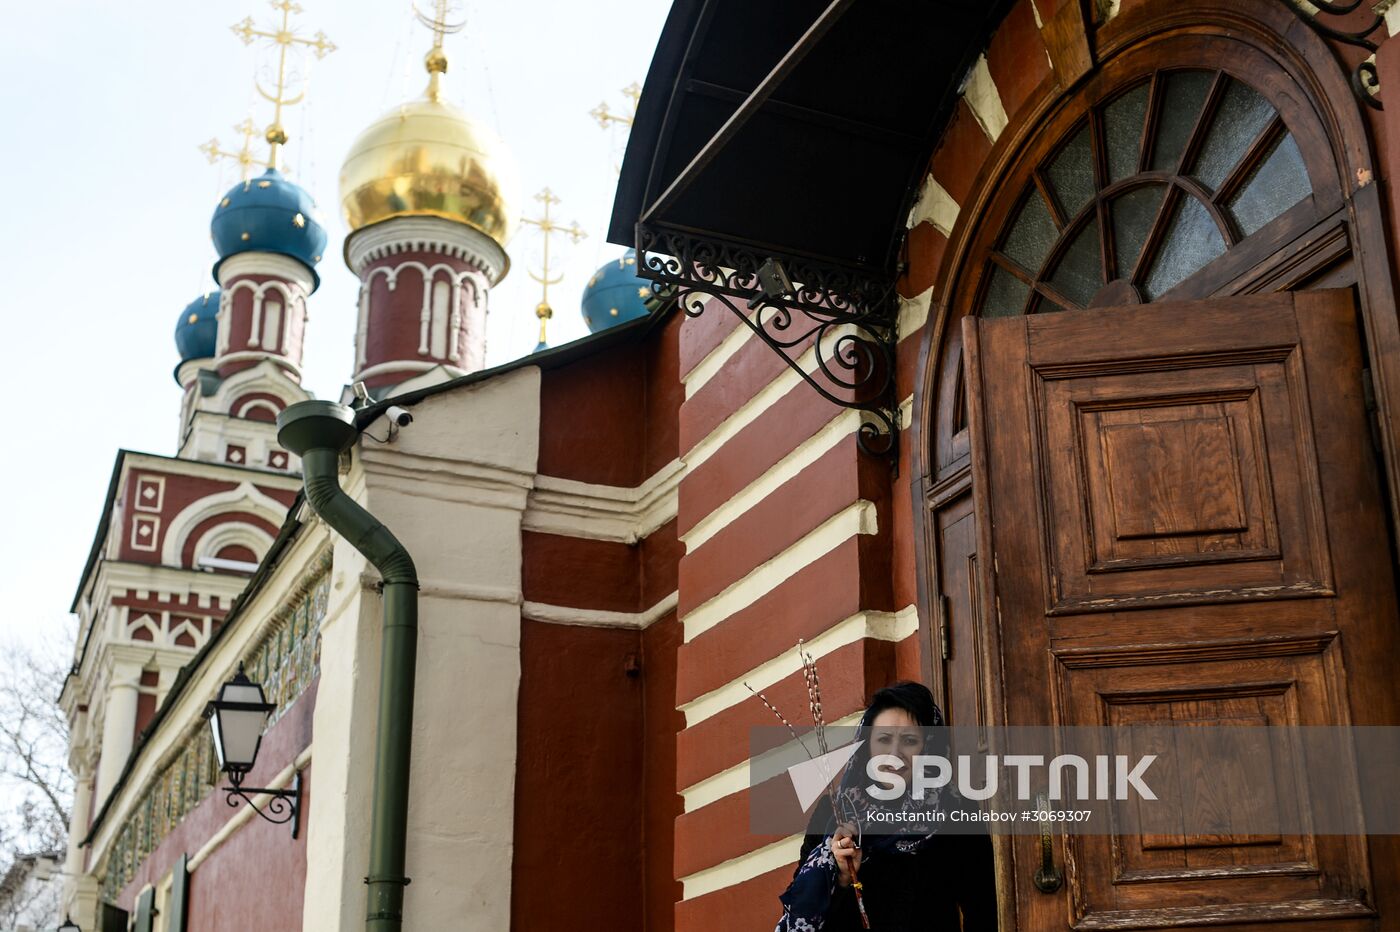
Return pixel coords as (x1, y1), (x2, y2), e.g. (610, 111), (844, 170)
(513, 316), (684, 931)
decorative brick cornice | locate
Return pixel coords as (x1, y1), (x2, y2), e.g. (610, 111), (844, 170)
(346, 215), (508, 285)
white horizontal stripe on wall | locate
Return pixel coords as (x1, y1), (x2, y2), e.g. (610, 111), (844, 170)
(522, 591), (678, 630)
(680, 606), (920, 726)
(681, 501), (878, 643)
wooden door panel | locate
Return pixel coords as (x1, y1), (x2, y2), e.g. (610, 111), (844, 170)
(934, 493), (990, 756)
(1031, 305), (1332, 614)
(1053, 634), (1372, 925)
(963, 289), (1400, 930)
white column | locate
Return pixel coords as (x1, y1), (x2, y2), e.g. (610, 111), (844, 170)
(94, 662), (141, 806)
(61, 768), (101, 930)
(63, 769), (92, 877)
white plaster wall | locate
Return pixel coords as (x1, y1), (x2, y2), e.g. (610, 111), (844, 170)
(299, 519), (378, 932)
(300, 366), (540, 930)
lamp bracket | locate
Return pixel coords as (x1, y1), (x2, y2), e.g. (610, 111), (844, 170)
(636, 223), (900, 467)
(224, 771), (302, 838)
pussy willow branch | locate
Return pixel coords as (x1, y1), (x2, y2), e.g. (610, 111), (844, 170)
(746, 641), (844, 818)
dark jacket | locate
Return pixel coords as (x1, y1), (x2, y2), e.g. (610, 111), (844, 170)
(788, 794), (999, 931)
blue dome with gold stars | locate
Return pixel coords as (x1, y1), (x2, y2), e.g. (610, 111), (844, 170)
(581, 250), (652, 333)
(175, 291), (220, 362)
(211, 168), (327, 291)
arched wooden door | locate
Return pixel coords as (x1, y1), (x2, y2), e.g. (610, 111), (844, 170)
(912, 5), (1400, 929)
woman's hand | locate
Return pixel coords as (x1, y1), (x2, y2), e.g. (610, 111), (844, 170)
(830, 822), (862, 887)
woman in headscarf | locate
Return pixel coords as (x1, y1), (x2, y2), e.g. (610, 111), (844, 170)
(773, 681), (998, 931)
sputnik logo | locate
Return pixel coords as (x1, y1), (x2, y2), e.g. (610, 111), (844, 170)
(788, 740), (864, 811)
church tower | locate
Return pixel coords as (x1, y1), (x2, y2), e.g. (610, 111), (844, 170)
(174, 22), (331, 464)
(337, 2), (520, 393)
(209, 167), (326, 383)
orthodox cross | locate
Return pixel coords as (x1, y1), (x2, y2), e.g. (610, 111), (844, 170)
(520, 188), (587, 349)
(199, 117), (266, 181)
(230, 0), (336, 170)
(413, 0), (465, 100)
(590, 82), (642, 129)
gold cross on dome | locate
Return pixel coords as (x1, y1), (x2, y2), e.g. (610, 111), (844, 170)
(589, 82), (641, 129)
(199, 117), (268, 181)
(520, 187), (587, 347)
(413, 0), (465, 99)
(230, 0), (336, 170)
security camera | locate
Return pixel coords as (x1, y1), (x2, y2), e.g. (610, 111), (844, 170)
(385, 405), (413, 428)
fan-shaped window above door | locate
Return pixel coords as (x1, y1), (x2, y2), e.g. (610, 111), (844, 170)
(978, 70), (1315, 317)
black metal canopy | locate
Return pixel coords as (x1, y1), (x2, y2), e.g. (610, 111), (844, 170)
(609, 0), (1016, 276)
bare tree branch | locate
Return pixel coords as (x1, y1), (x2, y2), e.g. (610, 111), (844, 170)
(0, 630), (74, 911)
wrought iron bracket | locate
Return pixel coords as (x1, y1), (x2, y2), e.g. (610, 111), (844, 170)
(636, 223), (901, 467)
(1282, 0), (1384, 110)
(224, 771), (302, 838)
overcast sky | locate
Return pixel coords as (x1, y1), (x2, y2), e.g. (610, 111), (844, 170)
(0, 0), (669, 650)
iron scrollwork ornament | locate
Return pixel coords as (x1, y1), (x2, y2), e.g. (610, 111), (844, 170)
(636, 224), (901, 466)
(1283, 0), (1385, 109)
(224, 770), (303, 838)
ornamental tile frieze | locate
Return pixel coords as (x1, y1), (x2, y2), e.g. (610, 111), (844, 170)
(101, 553), (330, 901)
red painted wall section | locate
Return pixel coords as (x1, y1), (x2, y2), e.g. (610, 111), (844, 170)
(114, 679), (316, 918)
(645, 314), (683, 478)
(512, 613), (682, 932)
(677, 865), (790, 932)
(643, 518), (682, 610)
(537, 314), (682, 487)
(512, 620), (645, 931)
(930, 100), (992, 211)
(115, 465), (295, 567)
(986, 1), (1052, 122)
(132, 670), (159, 741)
(118, 471), (234, 564)
(517, 312), (683, 928)
(184, 763), (311, 932)
(678, 294), (742, 377)
(522, 520), (679, 617)
(523, 532), (639, 612)
(642, 613), (683, 932)
(177, 510), (281, 570)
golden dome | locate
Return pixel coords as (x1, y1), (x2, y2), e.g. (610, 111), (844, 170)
(338, 84), (520, 250)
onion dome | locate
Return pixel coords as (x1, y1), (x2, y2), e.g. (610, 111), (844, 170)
(338, 55), (520, 257)
(581, 250), (652, 333)
(175, 291), (220, 361)
(211, 168), (328, 290)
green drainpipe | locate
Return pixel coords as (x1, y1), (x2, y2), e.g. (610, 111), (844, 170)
(277, 400), (418, 932)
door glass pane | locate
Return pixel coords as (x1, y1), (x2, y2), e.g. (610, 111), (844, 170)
(1143, 194), (1225, 299)
(980, 264), (1031, 318)
(1110, 185), (1166, 279)
(1002, 189), (1059, 274)
(1150, 71), (1213, 171)
(1049, 217), (1103, 307)
(1046, 125), (1096, 220)
(1192, 79), (1276, 192)
(1227, 133), (1311, 237)
(1104, 83), (1149, 182)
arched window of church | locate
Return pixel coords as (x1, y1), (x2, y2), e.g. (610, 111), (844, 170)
(976, 70), (1313, 317)
(430, 278), (451, 358)
(262, 295), (284, 351)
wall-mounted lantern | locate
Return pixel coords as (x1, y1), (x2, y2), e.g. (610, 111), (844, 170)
(203, 663), (302, 837)
(57, 917), (80, 931)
